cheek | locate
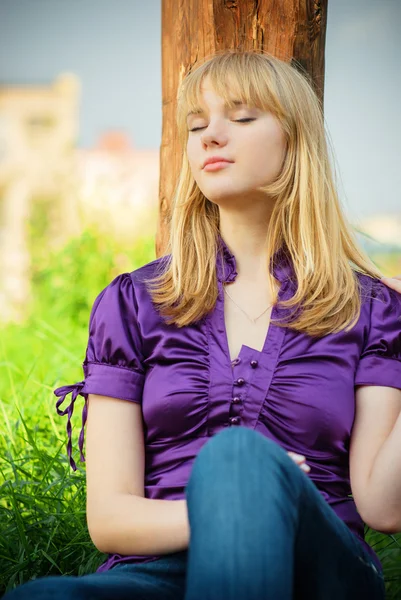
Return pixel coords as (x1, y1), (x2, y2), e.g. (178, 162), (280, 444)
(187, 155), (200, 182)
(244, 132), (286, 177)
(186, 144), (203, 186)
(186, 139), (197, 167)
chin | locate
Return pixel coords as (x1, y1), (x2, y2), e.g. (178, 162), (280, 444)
(208, 190), (249, 205)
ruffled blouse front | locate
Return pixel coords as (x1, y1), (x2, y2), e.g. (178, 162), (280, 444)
(54, 235), (401, 574)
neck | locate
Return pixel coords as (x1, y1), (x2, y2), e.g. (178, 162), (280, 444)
(218, 229), (271, 280)
(218, 200), (274, 278)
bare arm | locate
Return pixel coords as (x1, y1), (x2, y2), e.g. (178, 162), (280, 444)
(93, 494), (190, 556)
(85, 393), (190, 555)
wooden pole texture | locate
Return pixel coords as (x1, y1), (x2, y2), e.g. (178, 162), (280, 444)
(157, 0), (328, 257)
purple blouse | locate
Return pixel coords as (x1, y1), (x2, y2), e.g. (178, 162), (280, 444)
(54, 236), (401, 574)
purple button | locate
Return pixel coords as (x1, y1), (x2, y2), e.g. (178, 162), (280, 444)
(229, 416), (240, 425)
(236, 378), (245, 386)
(250, 360), (258, 368)
(232, 396), (241, 404)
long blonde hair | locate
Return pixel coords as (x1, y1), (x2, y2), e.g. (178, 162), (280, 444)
(144, 50), (382, 337)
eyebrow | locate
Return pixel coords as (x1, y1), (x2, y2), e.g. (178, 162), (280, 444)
(186, 99), (247, 119)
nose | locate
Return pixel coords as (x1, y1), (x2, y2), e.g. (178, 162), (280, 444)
(200, 122), (229, 147)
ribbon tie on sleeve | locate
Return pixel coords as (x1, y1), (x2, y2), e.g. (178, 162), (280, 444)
(54, 381), (88, 472)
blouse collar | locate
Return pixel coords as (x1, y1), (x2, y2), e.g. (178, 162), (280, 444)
(216, 233), (294, 284)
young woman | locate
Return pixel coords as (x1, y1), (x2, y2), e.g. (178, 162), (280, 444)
(5, 50), (401, 600)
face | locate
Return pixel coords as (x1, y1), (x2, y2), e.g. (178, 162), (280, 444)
(186, 76), (287, 207)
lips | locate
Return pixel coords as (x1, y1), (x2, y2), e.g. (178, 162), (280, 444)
(202, 157), (233, 169)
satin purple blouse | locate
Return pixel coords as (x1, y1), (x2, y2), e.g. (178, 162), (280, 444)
(54, 236), (401, 574)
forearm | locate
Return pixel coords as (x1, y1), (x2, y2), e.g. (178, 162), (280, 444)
(91, 495), (190, 556)
(367, 411), (401, 533)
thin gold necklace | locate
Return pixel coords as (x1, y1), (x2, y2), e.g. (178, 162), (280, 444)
(224, 285), (273, 324)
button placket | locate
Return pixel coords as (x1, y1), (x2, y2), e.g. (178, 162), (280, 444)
(228, 355), (260, 426)
(228, 366), (244, 426)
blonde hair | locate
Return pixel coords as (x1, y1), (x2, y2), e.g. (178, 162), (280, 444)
(144, 50), (383, 337)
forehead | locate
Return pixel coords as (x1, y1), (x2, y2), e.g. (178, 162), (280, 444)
(185, 76), (254, 118)
(186, 99), (249, 118)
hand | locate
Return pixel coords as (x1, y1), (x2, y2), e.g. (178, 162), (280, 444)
(287, 451), (310, 473)
(381, 275), (401, 294)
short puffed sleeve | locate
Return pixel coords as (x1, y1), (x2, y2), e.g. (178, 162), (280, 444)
(355, 279), (401, 389)
(53, 273), (145, 471)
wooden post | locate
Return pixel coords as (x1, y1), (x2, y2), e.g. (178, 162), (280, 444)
(157, 0), (328, 256)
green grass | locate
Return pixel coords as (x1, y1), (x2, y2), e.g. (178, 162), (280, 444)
(0, 228), (400, 597)
(0, 227), (156, 594)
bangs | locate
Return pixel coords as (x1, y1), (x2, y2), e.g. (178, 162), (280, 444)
(177, 52), (287, 138)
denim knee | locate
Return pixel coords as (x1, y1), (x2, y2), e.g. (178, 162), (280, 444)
(187, 426), (294, 489)
(202, 426), (286, 462)
(185, 426), (304, 524)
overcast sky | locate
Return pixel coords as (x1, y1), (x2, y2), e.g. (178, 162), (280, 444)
(0, 0), (400, 221)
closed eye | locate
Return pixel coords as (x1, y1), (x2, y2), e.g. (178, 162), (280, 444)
(189, 118), (256, 133)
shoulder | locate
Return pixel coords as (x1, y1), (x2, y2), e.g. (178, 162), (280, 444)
(354, 271), (401, 314)
(354, 271), (401, 312)
(130, 254), (171, 285)
(354, 271), (401, 384)
(354, 271), (376, 297)
(97, 255), (170, 299)
(354, 271), (401, 358)
(126, 255), (172, 320)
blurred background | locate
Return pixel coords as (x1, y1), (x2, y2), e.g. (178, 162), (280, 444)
(0, 0), (400, 591)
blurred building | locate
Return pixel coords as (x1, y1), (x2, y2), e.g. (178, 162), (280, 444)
(77, 131), (159, 242)
(0, 74), (159, 324)
(0, 73), (81, 323)
(0, 73), (80, 184)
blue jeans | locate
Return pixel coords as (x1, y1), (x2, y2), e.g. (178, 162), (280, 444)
(3, 427), (386, 599)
